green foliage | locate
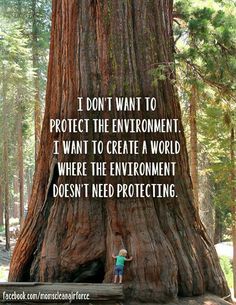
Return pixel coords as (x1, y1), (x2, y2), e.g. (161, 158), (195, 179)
(0, 19), (32, 209)
(220, 256), (233, 288)
(175, 0), (236, 94)
(174, 0), (236, 239)
(150, 63), (175, 88)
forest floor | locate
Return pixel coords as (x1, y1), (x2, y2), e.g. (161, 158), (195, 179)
(0, 223), (18, 282)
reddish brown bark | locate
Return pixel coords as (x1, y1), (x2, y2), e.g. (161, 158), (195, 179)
(9, 1), (229, 303)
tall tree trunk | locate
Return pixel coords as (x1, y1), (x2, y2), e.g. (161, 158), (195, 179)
(13, 175), (20, 219)
(3, 137), (10, 251)
(2, 67), (10, 251)
(27, 169), (32, 205)
(17, 106), (24, 228)
(32, 0), (42, 161)
(189, 84), (199, 210)
(198, 152), (215, 241)
(9, 1), (229, 302)
(0, 176), (3, 226)
(230, 127), (236, 297)
(214, 207), (223, 244)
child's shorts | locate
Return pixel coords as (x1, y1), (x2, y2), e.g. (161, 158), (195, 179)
(114, 265), (124, 276)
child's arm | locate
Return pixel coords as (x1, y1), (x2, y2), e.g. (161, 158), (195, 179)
(125, 256), (133, 262)
(112, 253), (117, 259)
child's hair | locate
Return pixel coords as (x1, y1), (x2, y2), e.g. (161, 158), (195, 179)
(119, 249), (127, 256)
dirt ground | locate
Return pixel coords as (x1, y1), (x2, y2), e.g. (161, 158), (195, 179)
(0, 232), (16, 282)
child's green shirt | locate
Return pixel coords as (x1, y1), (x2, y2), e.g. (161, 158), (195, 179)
(116, 255), (126, 266)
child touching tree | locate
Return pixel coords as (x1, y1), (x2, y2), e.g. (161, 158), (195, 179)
(112, 249), (133, 284)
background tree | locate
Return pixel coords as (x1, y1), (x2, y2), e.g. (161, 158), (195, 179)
(0, 0), (51, 157)
(0, 11), (49, 248)
(0, 176), (3, 226)
(0, 0), (50, 245)
(1, 52), (10, 251)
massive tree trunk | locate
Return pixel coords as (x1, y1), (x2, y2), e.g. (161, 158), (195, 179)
(9, 0), (229, 303)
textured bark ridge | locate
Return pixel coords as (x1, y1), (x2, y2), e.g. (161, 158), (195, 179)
(9, 0), (229, 303)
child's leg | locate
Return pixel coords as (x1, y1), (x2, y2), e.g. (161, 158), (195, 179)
(114, 274), (118, 283)
(119, 275), (123, 283)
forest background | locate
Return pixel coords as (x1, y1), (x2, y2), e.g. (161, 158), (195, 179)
(0, 0), (235, 293)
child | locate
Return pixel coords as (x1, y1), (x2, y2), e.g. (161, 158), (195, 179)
(112, 249), (133, 284)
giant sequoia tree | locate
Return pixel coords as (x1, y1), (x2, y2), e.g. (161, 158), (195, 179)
(9, 0), (229, 303)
